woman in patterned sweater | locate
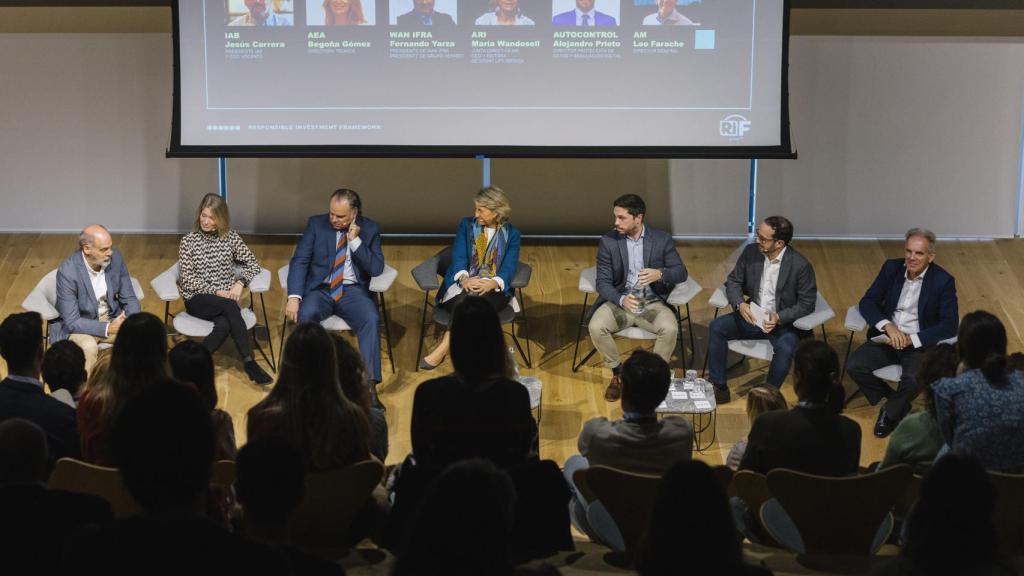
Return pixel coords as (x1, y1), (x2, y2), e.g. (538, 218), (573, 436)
(177, 194), (272, 384)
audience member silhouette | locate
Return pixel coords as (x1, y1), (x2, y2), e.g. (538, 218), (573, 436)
(331, 333), (388, 462)
(42, 339), (87, 407)
(933, 310), (1024, 472)
(65, 381), (288, 572)
(563, 350), (693, 545)
(638, 459), (772, 576)
(169, 340), (237, 461)
(76, 312), (169, 465)
(394, 458), (560, 576)
(740, 339), (860, 475)
(236, 436), (346, 575)
(879, 343), (956, 472)
(0, 418), (111, 574)
(871, 454), (1015, 576)
(248, 322), (370, 471)
(0, 311), (80, 461)
(726, 386), (788, 469)
(388, 297), (569, 561)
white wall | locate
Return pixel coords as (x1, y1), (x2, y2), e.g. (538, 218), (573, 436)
(0, 33), (1020, 237)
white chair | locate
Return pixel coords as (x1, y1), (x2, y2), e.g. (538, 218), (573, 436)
(22, 269), (145, 346)
(842, 305), (956, 383)
(277, 263), (398, 373)
(571, 266), (703, 372)
(150, 263), (275, 370)
(702, 286), (834, 374)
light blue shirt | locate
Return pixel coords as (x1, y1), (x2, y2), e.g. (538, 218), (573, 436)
(576, 9), (596, 26)
(335, 231), (362, 285)
(619, 226), (648, 307)
(6, 374), (44, 389)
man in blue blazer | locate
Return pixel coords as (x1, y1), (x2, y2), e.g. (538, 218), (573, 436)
(285, 189), (386, 383)
(588, 194), (687, 402)
(553, 0), (617, 26)
(53, 225), (141, 374)
(847, 228), (958, 438)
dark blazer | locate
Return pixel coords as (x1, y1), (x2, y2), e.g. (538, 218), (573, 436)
(859, 259), (958, 348)
(552, 9), (617, 25)
(0, 377), (80, 461)
(726, 243), (817, 326)
(439, 217), (521, 300)
(287, 214), (385, 298)
(396, 9), (456, 26)
(739, 405), (861, 476)
(52, 248), (140, 343)
(594, 226), (687, 309)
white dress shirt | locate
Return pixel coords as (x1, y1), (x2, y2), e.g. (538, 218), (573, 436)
(876, 266), (927, 349)
(576, 9), (596, 25)
(82, 253), (111, 336)
(758, 247), (786, 313)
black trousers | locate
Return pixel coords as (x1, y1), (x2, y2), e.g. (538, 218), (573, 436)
(185, 294), (253, 359)
(442, 290), (511, 315)
(846, 340), (924, 419)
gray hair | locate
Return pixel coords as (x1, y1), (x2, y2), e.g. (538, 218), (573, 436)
(906, 228), (936, 253)
(475, 186), (511, 224)
(78, 225), (110, 248)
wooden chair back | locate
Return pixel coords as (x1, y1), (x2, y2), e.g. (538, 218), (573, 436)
(990, 471), (1024, 556)
(581, 465), (661, 557)
(290, 460), (384, 558)
(47, 457), (142, 518)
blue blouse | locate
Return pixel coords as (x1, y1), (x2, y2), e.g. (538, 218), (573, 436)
(932, 368), (1024, 473)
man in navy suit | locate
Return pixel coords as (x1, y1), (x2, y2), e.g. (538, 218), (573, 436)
(53, 224), (141, 374)
(847, 228), (958, 438)
(0, 312), (80, 463)
(285, 189), (386, 383)
(552, 0), (617, 26)
(588, 194), (687, 402)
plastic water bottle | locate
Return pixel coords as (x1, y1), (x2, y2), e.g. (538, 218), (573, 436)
(630, 287), (645, 313)
(685, 369), (698, 383)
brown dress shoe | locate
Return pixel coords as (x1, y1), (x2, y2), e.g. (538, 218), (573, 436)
(604, 374), (622, 402)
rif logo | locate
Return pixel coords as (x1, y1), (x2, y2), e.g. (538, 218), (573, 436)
(719, 114), (751, 140)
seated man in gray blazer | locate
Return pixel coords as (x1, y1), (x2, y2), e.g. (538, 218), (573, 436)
(588, 194), (687, 402)
(706, 216), (816, 404)
(52, 225), (141, 374)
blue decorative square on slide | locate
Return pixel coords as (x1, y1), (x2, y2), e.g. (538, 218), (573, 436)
(695, 29), (715, 50)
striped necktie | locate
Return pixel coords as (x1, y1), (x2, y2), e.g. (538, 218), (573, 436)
(330, 233), (348, 301)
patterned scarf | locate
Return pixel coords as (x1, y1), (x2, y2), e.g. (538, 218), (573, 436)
(470, 222), (505, 278)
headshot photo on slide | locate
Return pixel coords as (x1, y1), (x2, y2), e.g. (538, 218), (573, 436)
(308, 0), (377, 25)
(391, 0), (459, 26)
(474, 0), (536, 25)
(226, 0), (295, 26)
(552, 0), (619, 26)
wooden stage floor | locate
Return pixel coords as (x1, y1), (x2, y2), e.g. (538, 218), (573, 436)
(3, 233), (1023, 468)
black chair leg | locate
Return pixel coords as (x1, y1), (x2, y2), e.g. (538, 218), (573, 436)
(571, 293), (590, 372)
(379, 293), (396, 373)
(415, 292), (430, 372)
(701, 307), (721, 378)
(258, 293), (276, 372)
(686, 303), (697, 371)
(517, 288), (532, 369)
(278, 317), (289, 369)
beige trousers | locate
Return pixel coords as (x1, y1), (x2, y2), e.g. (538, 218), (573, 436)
(68, 332), (116, 376)
(587, 300), (678, 369)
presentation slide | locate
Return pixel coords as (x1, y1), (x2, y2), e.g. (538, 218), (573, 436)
(171, 0), (790, 155)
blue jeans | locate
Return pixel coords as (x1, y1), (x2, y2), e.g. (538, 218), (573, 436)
(298, 283), (381, 382)
(707, 311), (801, 390)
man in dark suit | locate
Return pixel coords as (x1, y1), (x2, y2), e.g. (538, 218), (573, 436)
(847, 228), (958, 438)
(588, 194), (687, 402)
(53, 224), (141, 374)
(0, 312), (80, 462)
(396, 0), (456, 26)
(707, 216), (817, 404)
(552, 0), (617, 26)
(285, 189), (386, 383)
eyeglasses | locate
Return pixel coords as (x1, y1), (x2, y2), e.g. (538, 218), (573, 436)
(756, 234), (776, 244)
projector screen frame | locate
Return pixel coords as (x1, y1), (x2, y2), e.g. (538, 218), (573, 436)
(167, 0), (794, 160)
